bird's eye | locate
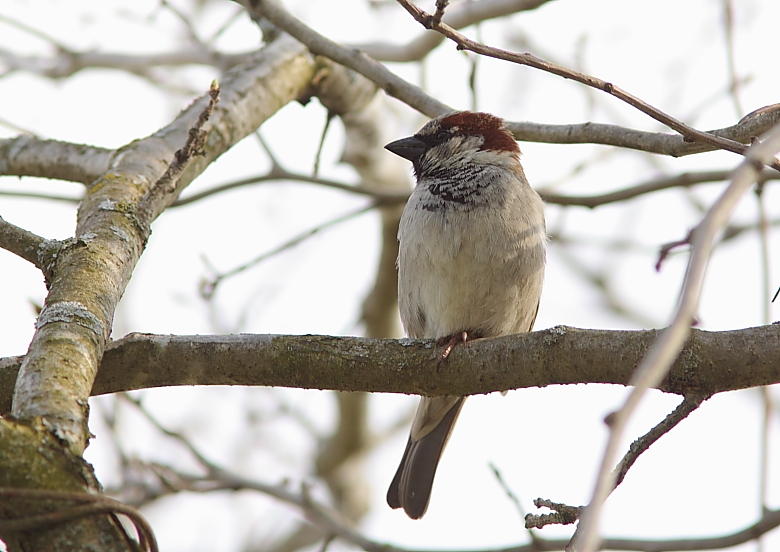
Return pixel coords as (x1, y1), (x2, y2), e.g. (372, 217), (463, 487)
(433, 130), (449, 142)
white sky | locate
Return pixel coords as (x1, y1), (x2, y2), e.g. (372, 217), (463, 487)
(0, 1), (778, 551)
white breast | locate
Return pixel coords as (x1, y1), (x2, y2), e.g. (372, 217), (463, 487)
(397, 171), (546, 340)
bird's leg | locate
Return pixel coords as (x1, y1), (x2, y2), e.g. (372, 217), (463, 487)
(437, 330), (469, 360)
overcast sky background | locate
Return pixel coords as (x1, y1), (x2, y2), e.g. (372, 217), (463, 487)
(1, 1), (779, 551)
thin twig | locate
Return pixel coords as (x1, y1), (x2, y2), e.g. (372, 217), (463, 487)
(159, 0), (203, 45)
(173, 170), (406, 207)
(392, 0), (780, 171)
(137, 80), (220, 219)
(199, 202), (378, 298)
(722, 0), (744, 117)
(655, 230), (693, 272)
(755, 180), (773, 552)
(526, 498), (583, 529)
(431, 0), (449, 27)
(355, 0), (556, 62)
(490, 463), (545, 548)
(541, 169), (779, 209)
(571, 123), (780, 552)
(612, 394), (707, 488)
(313, 111), (334, 177)
(116, 394), (780, 552)
(0, 13), (72, 52)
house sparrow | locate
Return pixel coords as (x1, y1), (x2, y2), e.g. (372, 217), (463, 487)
(385, 111), (546, 519)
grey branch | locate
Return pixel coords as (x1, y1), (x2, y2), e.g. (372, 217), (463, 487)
(0, 325), (777, 414)
(541, 168), (780, 208)
(250, 0), (780, 158)
(0, 46), (252, 79)
(0, 136), (113, 184)
(9, 35), (317, 453)
(507, 105), (780, 157)
(0, 216), (47, 270)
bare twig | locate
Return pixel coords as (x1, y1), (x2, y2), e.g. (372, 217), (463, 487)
(430, 0), (449, 27)
(249, 1), (780, 158)
(137, 80), (220, 223)
(174, 170), (406, 207)
(200, 202), (378, 298)
(113, 389), (780, 552)
(392, 0), (780, 170)
(489, 463), (527, 518)
(541, 169), (779, 208)
(490, 463), (546, 548)
(159, 0), (203, 45)
(247, 0), (450, 116)
(655, 230), (694, 272)
(571, 124), (780, 552)
(0, 46), (250, 79)
(313, 111), (334, 177)
(355, 0), (556, 62)
(755, 181), (773, 552)
(0, 13), (72, 52)
(0, 487), (157, 552)
(0, 135), (113, 184)
(526, 498), (582, 529)
(721, 0), (744, 117)
(612, 394), (707, 488)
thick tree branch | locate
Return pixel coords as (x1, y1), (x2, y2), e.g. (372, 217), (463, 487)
(10, 35), (317, 453)
(0, 325), (777, 414)
(0, 417), (132, 551)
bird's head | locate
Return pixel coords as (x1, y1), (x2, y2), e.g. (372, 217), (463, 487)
(385, 111), (520, 179)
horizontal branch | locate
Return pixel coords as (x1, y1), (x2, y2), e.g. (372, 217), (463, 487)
(0, 325), (776, 413)
(394, 0), (780, 164)
(0, 135), (113, 184)
(0, 47), (251, 79)
(251, 0), (780, 159)
(541, 168), (780, 208)
(508, 104), (780, 157)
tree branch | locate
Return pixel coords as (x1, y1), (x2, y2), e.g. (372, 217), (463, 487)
(0, 136), (113, 184)
(249, 0), (780, 159)
(572, 121), (780, 552)
(612, 394), (706, 488)
(105, 389), (780, 552)
(541, 168), (779, 208)
(356, 0), (555, 62)
(393, 0), (780, 168)
(0, 325), (777, 414)
(9, 35), (317, 453)
(506, 105), (780, 157)
(0, 216), (48, 270)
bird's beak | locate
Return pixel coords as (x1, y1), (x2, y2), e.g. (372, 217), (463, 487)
(385, 136), (427, 162)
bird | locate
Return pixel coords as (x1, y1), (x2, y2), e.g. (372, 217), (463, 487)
(384, 111), (546, 519)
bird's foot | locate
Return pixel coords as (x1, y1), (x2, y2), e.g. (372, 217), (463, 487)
(437, 331), (469, 361)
